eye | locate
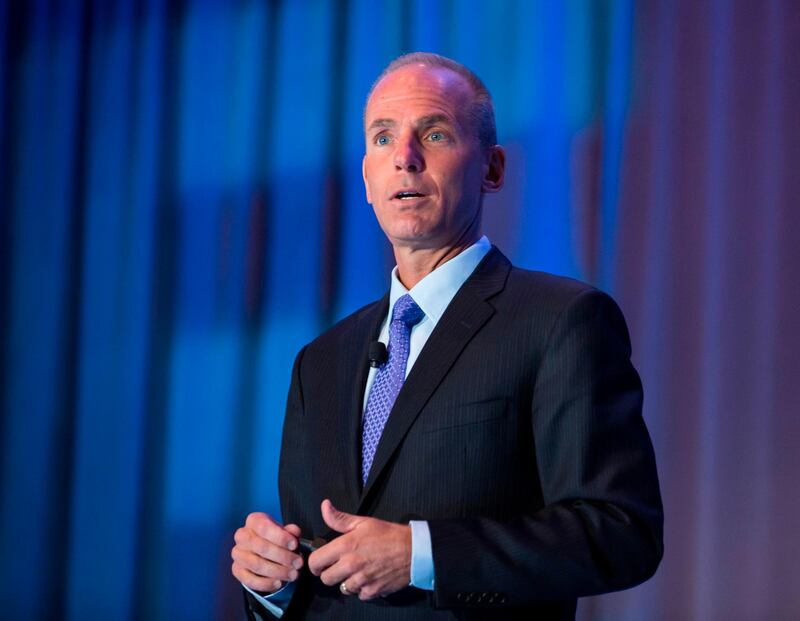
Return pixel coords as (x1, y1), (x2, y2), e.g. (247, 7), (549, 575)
(427, 131), (445, 142)
(376, 134), (391, 146)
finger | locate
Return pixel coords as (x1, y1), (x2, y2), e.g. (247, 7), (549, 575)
(284, 523), (302, 538)
(232, 547), (299, 583)
(341, 580), (360, 597)
(343, 570), (370, 597)
(231, 562), (285, 594)
(358, 579), (391, 601)
(235, 528), (303, 570)
(246, 512), (300, 551)
(320, 499), (361, 535)
(348, 571), (383, 601)
(318, 554), (363, 587)
(308, 537), (348, 576)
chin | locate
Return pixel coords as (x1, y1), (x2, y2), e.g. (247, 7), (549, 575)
(381, 219), (439, 244)
(387, 231), (445, 249)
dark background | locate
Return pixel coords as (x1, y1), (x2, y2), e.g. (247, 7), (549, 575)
(1, 1), (798, 619)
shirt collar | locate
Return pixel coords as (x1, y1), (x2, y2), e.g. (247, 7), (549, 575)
(388, 236), (492, 326)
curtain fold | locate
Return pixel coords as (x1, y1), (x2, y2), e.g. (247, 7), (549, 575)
(1, 1), (797, 619)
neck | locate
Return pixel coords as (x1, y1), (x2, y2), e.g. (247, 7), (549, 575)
(393, 231), (481, 289)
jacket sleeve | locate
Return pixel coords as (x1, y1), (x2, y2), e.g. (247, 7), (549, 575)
(427, 289), (664, 608)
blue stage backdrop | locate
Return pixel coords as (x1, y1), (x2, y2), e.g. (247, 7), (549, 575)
(1, 1), (798, 620)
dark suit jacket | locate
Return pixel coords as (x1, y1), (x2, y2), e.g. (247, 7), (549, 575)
(245, 247), (663, 621)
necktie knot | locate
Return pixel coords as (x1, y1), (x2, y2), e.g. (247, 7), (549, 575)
(391, 294), (424, 327)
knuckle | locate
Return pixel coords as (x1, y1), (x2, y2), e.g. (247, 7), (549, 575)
(279, 531), (296, 548)
(276, 548), (295, 567)
(241, 549), (274, 577)
(359, 570), (371, 585)
(262, 526), (290, 548)
(234, 549), (255, 571)
(285, 523), (301, 537)
(253, 575), (276, 592)
(253, 539), (270, 558)
(245, 512), (265, 527)
(241, 537), (257, 553)
(257, 540), (284, 565)
(253, 555), (275, 576)
(348, 572), (364, 590)
(339, 551), (356, 566)
(319, 570), (335, 587)
(275, 564), (294, 581)
(254, 513), (280, 537)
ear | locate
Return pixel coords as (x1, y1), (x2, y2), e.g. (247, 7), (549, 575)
(362, 156), (373, 204)
(481, 145), (505, 194)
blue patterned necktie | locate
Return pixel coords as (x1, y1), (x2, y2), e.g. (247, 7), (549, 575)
(361, 294), (425, 485)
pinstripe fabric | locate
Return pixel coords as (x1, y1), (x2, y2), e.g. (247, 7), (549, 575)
(246, 247), (662, 621)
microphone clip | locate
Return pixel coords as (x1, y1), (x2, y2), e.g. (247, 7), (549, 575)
(368, 341), (388, 368)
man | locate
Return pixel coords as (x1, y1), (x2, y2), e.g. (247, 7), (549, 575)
(231, 53), (663, 620)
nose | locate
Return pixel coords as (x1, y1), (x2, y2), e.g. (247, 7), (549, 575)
(393, 134), (424, 172)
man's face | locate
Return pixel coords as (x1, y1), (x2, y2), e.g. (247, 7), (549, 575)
(362, 65), (494, 251)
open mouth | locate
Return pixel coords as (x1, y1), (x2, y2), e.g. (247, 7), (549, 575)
(393, 191), (426, 200)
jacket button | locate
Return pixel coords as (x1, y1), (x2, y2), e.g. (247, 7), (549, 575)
(457, 592), (466, 602)
(498, 594), (508, 604)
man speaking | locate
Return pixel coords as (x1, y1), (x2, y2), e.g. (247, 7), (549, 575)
(231, 52), (663, 620)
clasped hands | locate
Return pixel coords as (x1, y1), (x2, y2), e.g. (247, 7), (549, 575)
(231, 499), (412, 601)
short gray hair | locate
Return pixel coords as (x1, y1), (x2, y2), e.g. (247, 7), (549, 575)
(365, 52), (497, 149)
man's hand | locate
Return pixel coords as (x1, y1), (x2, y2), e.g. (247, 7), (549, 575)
(231, 512), (304, 593)
(308, 499), (411, 601)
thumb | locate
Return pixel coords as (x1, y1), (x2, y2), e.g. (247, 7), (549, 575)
(320, 499), (361, 534)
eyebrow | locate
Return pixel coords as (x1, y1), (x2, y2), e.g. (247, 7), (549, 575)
(366, 114), (454, 133)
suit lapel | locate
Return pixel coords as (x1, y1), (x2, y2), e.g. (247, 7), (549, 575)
(335, 295), (388, 509)
(358, 248), (511, 507)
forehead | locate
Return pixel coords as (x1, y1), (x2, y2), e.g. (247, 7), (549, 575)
(365, 64), (474, 127)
